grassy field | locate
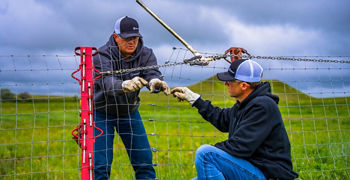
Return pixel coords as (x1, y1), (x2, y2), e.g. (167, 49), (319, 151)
(0, 76), (349, 179)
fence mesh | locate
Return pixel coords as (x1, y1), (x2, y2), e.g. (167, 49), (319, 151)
(0, 48), (349, 179)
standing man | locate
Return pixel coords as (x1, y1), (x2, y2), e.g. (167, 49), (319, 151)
(171, 59), (298, 179)
(93, 16), (170, 180)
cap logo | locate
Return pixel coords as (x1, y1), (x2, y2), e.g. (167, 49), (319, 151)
(133, 27), (139, 31)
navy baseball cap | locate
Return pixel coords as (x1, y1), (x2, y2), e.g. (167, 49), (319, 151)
(114, 16), (142, 39)
(217, 59), (263, 82)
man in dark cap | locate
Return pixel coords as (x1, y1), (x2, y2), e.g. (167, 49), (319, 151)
(93, 16), (169, 180)
(171, 59), (298, 180)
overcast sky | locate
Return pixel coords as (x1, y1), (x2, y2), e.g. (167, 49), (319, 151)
(0, 0), (349, 97)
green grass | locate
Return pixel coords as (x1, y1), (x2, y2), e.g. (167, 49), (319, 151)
(0, 96), (81, 180)
(0, 77), (349, 179)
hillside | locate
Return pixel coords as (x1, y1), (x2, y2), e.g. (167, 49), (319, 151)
(139, 75), (350, 119)
(139, 75), (343, 106)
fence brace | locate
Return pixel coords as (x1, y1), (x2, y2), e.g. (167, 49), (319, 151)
(71, 47), (103, 180)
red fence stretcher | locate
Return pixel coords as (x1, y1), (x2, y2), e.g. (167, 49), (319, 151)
(224, 47), (251, 63)
(71, 47), (103, 180)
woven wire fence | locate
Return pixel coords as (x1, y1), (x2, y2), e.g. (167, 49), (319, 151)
(0, 48), (349, 179)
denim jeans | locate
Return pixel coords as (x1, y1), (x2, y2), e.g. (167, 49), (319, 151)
(94, 110), (156, 180)
(193, 144), (266, 180)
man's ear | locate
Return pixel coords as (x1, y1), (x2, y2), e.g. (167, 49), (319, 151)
(241, 82), (250, 91)
(113, 33), (120, 45)
(113, 33), (118, 39)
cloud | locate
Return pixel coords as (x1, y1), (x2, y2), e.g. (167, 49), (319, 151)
(1, 0), (349, 55)
(193, 0), (350, 33)
(0, 0), (76, 52)
(0, 0), (349, 97)
(198, 7), (345, 56)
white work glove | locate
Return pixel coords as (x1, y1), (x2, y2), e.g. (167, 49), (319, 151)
(171, 87), (200, 105)
(149, 78), (170, 95)
(122, 76), (148, 93)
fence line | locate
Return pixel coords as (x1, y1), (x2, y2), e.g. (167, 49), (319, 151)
(0, 48), (349, 179)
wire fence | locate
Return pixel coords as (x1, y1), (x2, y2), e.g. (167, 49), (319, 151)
(0, 48), (349, 179)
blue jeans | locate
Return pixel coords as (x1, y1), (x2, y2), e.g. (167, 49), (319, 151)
(94, 110), (156, 180)
(193, 145), (266, 180)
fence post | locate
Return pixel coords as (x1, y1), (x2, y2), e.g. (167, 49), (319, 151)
(72, 47), (102, 180)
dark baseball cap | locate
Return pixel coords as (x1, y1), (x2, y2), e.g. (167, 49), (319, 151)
(114, 16), (142, 39)
(217, 59), (263, 82)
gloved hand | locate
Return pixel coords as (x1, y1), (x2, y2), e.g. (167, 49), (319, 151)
(149, 78), (170, 95)
(171, 87), (200, 105)
(122, 76), (148, 93)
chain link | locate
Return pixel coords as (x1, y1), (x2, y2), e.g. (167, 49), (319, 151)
(248, 55), (350, 64)
(99, 53), (350, 75)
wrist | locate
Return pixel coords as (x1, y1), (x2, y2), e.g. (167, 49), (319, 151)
(189, 93), (200, 105)
(192, 97), (204, 107)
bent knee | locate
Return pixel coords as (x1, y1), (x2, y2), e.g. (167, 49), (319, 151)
(195, 144), (217, 157)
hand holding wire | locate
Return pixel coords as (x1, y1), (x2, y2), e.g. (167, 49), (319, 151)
(149, 78), (171, 95)
(171, 87), (200, 105)
(122, 76), (148, 93)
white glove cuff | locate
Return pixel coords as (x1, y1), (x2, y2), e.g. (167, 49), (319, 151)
(188, 93), (200, 105)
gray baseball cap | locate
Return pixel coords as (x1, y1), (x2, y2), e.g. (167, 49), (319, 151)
(217, 59), (263, 82)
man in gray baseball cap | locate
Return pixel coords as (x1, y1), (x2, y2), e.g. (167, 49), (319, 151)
(171, 59), (298, 179)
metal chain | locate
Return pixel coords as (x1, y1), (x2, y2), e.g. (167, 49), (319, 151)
(247, 55), (350, 64)
(99, 53), (350, 75)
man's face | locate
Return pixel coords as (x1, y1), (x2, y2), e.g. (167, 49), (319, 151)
(114, 34), (139, 58)
(225, 80), (243, 98)
(225, 80), (252, 102)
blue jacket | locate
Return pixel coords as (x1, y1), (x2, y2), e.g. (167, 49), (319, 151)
(193, 82), (298, 179)
(93, 35), (162, 116)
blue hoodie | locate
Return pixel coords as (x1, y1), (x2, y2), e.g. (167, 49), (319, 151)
(193, 82), (298, 179)
(93, 35), (162, 116)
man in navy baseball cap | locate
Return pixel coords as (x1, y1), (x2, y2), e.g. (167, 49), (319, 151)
(217, 59), (263, 83)
(114, 16), (142, 38)
(171, 59), (298, 179)
(93, 15), (170, 180)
